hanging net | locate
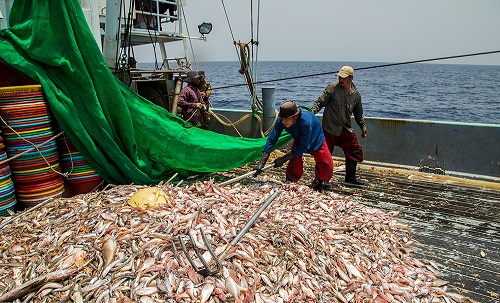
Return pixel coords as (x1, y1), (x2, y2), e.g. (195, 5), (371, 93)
(0, 0), (290, 185)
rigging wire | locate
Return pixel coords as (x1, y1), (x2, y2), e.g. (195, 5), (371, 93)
(220, 0), (240, 62)
(119, 0), (160, 70)
(145, 18), (160, 70)
(137, 1), (160, 70)
(254, 0), (261, 83)
(220, 0), (259, 108)
(249, 0), (262, 113)
(209, 50), (500, 92)
(249, 0), (257, 111)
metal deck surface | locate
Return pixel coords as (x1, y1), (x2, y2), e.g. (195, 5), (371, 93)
(326, 164), (500, 303)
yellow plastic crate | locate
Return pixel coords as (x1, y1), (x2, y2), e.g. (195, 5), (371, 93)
(0, 85), (42, 95)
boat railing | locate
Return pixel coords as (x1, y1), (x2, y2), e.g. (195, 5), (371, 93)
(98, 0), (181, 37)
(134, 0), (179, 32)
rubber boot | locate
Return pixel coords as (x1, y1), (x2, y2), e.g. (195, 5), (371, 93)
(312, 165), (330, 191)
(311, 175), (324, 192)
(345, 160), (364, 185)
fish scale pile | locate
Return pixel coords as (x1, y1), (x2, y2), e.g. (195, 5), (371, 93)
(0, 181), (472, 303)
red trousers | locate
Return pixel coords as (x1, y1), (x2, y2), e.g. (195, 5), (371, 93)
(323, 128), (364, 162)
(286, 139), (334, 182)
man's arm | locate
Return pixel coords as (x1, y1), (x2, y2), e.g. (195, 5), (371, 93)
(311, 84), (332, 114)
(352, 95), (367, 138)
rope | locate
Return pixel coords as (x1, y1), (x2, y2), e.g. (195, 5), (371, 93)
(237, 42), (263, 111)
(208, 109), (250, 137)
(208, 108), (278, 138)
(58, 133), (75, 177)
(251, 0), (261, 95)
(251, 109), (279, 137)
(209, 50), (500, 92)
(0, 131), (63, 166)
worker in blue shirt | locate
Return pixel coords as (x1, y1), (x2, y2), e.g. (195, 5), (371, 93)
(254, 100), (334, 191)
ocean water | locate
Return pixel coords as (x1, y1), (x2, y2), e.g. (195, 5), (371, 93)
(142, 61), (500, 124)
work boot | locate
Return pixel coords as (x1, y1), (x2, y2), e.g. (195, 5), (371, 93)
(311, 176), (324, 192)
(345, 160), (364, 186)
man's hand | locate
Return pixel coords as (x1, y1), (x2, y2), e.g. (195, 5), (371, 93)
(361, 128), (368, 138)
(195, 103), (204, 110)
(273, 152), (295, 168)
(254, 151), (270, 176)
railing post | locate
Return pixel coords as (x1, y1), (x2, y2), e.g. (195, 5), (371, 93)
(262, 87), (276, 132)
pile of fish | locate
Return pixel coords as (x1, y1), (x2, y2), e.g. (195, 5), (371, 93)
(0, 181), (472, 302)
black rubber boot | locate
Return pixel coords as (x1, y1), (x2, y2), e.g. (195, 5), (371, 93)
(311, 175), (324, 192)
(311, 166), (326, 192)
(345, 160), (364, 185)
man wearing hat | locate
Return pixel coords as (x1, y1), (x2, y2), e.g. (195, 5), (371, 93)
(311, 66), (367, 185)
(177, 71), (209, 128)
(254, 100), (334, 191)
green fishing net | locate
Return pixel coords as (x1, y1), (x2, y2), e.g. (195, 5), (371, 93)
(0, 0), (290, 185)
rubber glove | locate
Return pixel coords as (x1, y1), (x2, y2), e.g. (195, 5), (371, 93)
(254, 151), (270, 176)
(273, 152), (295, 168)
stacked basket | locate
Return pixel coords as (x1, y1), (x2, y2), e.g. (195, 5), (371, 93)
(0, 85), (64, 208)
(0, 130), (17, 216)
(57, 133), (104, 195)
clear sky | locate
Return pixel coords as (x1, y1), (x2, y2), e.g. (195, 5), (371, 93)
(136, 0), (500, 65)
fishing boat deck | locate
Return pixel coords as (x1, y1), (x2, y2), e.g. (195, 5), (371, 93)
(212, 157), (500, 303)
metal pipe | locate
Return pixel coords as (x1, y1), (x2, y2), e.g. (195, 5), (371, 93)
(262, 87), (276, 131)
(170, 78), (182, 114)
(217, 190), (280, 260)
(219, 163), (274, 186)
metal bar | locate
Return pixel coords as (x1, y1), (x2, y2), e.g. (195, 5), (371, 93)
(218, 190), (280, 260)
(178, 235), (199, 272)
(188, 232), (211, 271)
(200, 227), (223, 269)
(219, 163), (274, 186)
(166, 172), (178, 184)
(171, 239), (181, 263)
